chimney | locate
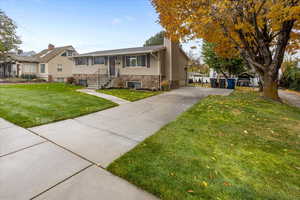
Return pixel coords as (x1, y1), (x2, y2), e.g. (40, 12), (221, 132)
(48, 44), (55, 50)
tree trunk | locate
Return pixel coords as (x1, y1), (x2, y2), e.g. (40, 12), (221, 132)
(258, 81), (263, 92)
(262, 73), (280, 101)
(258, 75), (263, 92)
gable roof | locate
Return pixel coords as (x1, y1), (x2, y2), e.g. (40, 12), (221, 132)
(35, 45), (74, 63)
(74, 45), (166, 57)
(7, 45), (75, 63)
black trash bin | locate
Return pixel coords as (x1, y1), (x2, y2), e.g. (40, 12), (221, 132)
(210, 78), (217, 88)
(219, 79), (226, 88)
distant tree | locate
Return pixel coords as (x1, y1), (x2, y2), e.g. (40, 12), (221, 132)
(144, 31), (165, 46)
(202, 41), (246, 79)
(0, 10), (21, 60)
(280, 59), (300, 91)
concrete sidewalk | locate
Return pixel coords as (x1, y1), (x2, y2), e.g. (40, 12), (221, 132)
(0, 119), (158, 200)
(1, 87), (232, 200)
(78, 89), (130, 105)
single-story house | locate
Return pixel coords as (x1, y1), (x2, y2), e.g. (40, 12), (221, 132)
(72, 38), (189, 89)
(0, 44), (77, 82)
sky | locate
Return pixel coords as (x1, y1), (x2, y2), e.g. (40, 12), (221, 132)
(0, 0), (201, 57)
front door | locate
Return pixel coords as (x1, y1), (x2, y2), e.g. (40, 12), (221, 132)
(109, 56), (116, 76)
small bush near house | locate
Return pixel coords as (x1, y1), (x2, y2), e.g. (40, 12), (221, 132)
(66, 77), (75, 84)
(32, 78), (46, 83)
(116, 79), (125, 88)
(21, 74), (37, 80)
(161, 80), (170, 91)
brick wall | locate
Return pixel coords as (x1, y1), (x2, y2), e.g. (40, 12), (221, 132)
(112, 75), (160, 89)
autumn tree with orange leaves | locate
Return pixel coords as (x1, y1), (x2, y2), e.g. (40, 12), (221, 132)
(152, 0), (300, 100)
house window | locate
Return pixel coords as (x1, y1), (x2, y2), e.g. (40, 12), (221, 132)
(78, 79), (87, 86)
(40, 64), (45, 73)
(127, 81), (142, 89)
(75, 57), (88, 65)
(57, 64), (63, 72)
(56, 78), (65, 83)
(23, 64), (37, 73)
(67, 50), (74, 57)
(93, 57), (105, 65)
(126, 55), (146, 67)
(61, 50), (74, 57)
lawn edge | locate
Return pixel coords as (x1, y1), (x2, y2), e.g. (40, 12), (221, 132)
(96, 89), (164, 102)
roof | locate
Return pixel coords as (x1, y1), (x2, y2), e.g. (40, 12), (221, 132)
(8, 54), (39, 63)
(74, 45), (166, 57)
(35, 45), (74, 63)
(8, 45), (75, 63)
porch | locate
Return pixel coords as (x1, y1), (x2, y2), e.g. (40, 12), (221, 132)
(0, 63), (17, 78)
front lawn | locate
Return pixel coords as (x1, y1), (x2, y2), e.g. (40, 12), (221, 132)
(0, 83), (117, 128)
(97, 89), (162, 102)
(108, 91), (300, 200)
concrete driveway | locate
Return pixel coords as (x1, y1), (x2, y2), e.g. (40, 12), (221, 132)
(279, 90), (300, 108)
(1, 87), (232, 200)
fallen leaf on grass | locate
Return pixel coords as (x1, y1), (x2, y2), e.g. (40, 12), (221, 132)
(223, 182), (231, 186)
(201, 181), (208, 187)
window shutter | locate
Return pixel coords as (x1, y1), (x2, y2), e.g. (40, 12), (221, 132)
(147, 54), (150, 68)
(105, 57), (108, 65)
(122, 56), (126, 68)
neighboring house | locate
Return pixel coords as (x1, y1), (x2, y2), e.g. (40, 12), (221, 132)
(0, 44), (77, 82)
(72, 38), (189, 89)
(188, 72), (210, 83)
(0, 55), (38, 78)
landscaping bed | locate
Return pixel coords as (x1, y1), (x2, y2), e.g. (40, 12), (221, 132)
(0, 83), (117, 127)
(97, 88), (162, 102)
(108, 91), (300, 200)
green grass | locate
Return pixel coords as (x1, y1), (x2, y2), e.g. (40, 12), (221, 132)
(97, 89), (162, 102)
(0, 83), (117, 128)
(108, 91), (300, 200)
